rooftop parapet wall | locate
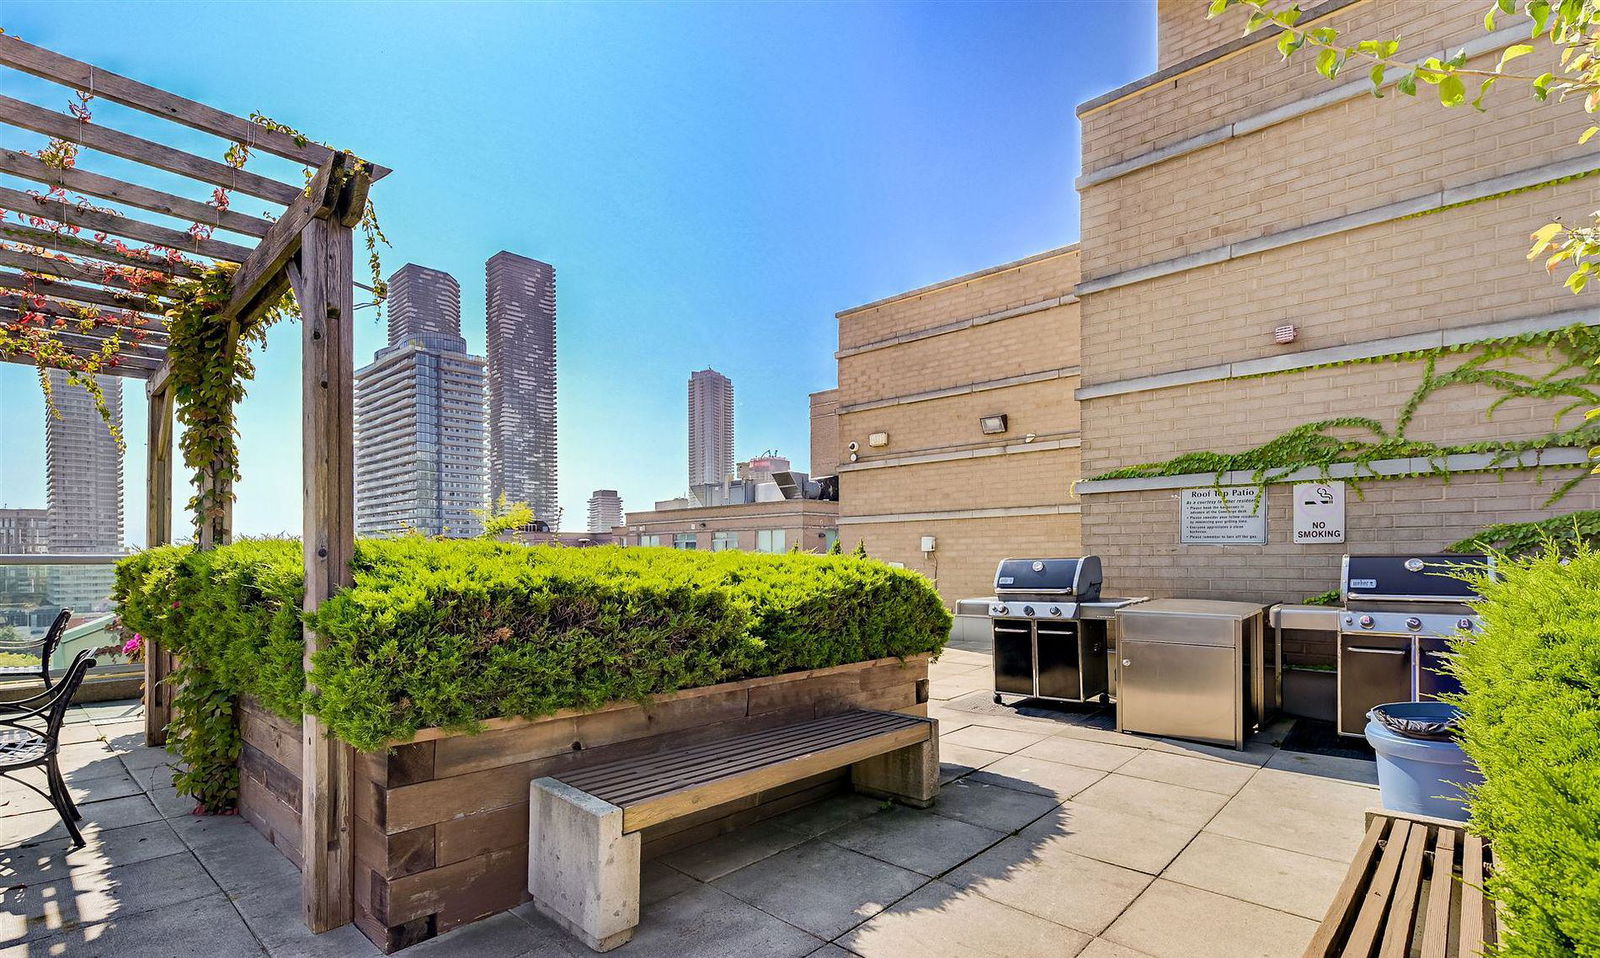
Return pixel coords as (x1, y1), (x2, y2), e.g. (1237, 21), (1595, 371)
(1081, 1), (1492, 174)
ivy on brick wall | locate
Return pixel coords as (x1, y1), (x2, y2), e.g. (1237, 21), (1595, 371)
(1088, 324), (1600, 506)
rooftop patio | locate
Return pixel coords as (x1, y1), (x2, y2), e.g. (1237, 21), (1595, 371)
(2, 648), (1378, 958)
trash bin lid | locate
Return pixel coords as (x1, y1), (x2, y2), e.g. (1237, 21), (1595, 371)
(1369, 702), (1462, 741)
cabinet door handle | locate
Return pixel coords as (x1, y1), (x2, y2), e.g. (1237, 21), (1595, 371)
(1121, 659), (1131, 667)
(1347, 646), (1407, 656)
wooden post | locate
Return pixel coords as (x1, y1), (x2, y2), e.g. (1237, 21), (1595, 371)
(142, 377), (174, 746)
(292, 209), (357, 934)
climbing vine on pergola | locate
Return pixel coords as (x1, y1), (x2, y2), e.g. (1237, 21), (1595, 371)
(0, 34), (384, 936)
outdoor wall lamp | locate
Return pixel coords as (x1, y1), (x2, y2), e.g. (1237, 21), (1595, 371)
(979, 414), (1008, 435)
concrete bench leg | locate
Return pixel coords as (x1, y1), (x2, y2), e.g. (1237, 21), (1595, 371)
(529, 777), (641, 953)
(851, 720), (939, 808)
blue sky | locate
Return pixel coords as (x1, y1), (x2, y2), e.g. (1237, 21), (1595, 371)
(0, 0), (1155, 544)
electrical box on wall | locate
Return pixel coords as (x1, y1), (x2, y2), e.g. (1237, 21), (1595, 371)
(868, 432), (889, 448)
(920, 535), (937, 553)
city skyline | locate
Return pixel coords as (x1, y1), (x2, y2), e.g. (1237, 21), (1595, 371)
(0, 2), (1148, 541)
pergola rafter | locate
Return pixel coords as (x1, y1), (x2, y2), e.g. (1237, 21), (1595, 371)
(0, 33), (383, 937)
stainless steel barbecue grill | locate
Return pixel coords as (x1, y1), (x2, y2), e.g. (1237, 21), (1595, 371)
(1336, 553), (1491, 736)
(988, 557), (1145, 706)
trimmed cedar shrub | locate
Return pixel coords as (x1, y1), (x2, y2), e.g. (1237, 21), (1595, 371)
(116, 538), (949, 809)
(1452, 545), (1600, 957)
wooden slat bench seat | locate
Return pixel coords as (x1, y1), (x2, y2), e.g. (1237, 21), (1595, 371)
(528, 708), (939, 951)
(1304, 809), (1498, 958)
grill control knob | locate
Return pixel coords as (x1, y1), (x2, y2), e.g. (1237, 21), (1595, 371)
(1458, 618), (1474, 631)
(1405, 617), (1422, 631)
(1359, 615), (1375, 629)
(1049, 606), (1062, 616)
(1023, 605), (1035, 617)
(990, 603), (1006, 616)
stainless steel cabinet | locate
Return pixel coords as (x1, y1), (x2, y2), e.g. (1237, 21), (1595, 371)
(1337, 634), (1411, 736)
(1114, 599), (1268, 750)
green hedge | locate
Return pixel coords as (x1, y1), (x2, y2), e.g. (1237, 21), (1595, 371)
(1452, 545), (1600, 957)
(116, 538), (949, 809)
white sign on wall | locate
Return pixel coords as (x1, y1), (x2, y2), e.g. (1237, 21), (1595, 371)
(1180, 487), (1267, 544)
(1292, 481), (1346, 544)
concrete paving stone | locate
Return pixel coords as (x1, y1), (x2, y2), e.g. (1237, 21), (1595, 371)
(924, 704), (977, 736)
(1, 849), (218, 944)
(1071, 773), (1229, 828)
(941, 724), (1052, 755)
(562, 883), (821, 958)
(0, 890), (267, 958)
(930, 777), (1061, 833)
(231, 876), (384, 958)
(928, 673), (993, 701)
(116, 744), (177, 773)
(965, 754), (1105, 801)
(1078, 939), (1157, 958)
(1162, 831), (1347, 920)
(641, 860), (698, 906)
(658, 819), (807, 882)
(839, 880), (1091, 958)
(1144, 735), (1275, 768)
(78, 700), (142, 722)
(56, 722), (104, 746)
(804, 946), (854, 958)
(398, 911), (580, 958)
(713, 839), (927, 939)
(141, 779), (202, 820)
(938, 742), (1007, 785)
(54, 740), (125, 777)
(65, 766), (145, 804)
(767, 793), (885, 839)
(1019, 804), (1200, 876)
(1, 819), (186, 888)
(1019, 734), (1142, 772)
(1115, 750), (1257, 796)
(929, 661), (988, 678)
(2, 793), (162, 845)
(176, 814), (301, 897)
(1104, 879), (1317, 958)
(1264, 749), (1379, 786)
(945, 835), (1153, 935)
(826, 805), (1006, 877)
(936, 649), (993, 669)
(1204, 790), (1371, 863)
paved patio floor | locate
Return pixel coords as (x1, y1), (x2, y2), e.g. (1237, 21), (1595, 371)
(1, 649), (1379, 958)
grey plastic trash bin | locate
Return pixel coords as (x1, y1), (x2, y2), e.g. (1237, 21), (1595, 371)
(1364, 702), (1481, 822)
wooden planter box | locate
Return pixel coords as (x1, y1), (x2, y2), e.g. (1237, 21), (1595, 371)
(237, 654), (931, 953)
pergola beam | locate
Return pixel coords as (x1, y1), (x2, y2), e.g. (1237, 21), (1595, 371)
(0, 184), (253, 263)
(226, 153), (345, 321)
(0, 289), (157, 325)
(0, 270), (174, 313)
(143, 374), (175, 745)
(0, 221), (200, 279)
(0, 246), (179, 296)
(0, 35), (391, 180)
(0, 93), (301, 206)
(0, 147), (273, 238)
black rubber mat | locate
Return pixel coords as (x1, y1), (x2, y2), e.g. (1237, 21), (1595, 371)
(1279, 717), (1375, 761)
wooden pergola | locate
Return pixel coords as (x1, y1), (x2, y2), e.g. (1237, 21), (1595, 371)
(0, 35), (386, 933)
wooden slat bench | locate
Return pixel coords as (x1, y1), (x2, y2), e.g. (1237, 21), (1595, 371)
(1304, 809), (1499, 958)
(528, 708), (938, 951)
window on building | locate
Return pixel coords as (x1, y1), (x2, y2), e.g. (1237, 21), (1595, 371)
(821, 529), (839, 553)
(756, 529), (786, 553)
(674, 533), (698, 550)
(711, 531), (739, 551)
(639, 534), (662, 547)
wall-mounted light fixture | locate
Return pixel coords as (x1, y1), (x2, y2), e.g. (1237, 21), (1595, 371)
(979, 414), (1008, 435)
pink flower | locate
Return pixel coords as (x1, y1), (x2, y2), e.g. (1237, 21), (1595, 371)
(122, 633), (144, 656)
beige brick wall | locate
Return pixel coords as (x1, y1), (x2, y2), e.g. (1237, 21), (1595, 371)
(809, 389), (840, 477)
(1156, 0), (1248, 69)
(1078, 0), (1598, 623)
(840, 513), (1081, 606)
(835, 248), (1083, 605)
(1087, 1), (1497, 173)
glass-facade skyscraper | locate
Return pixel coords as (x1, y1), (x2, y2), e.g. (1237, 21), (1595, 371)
(354, 264), (488, 537)
(486, 251), (558, 527)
